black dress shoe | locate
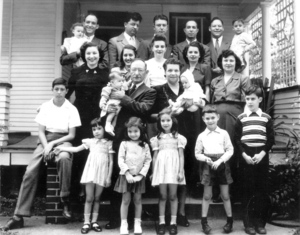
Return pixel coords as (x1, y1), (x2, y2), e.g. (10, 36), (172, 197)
(2, 217), (24, 231)
(202, 222), (212, 234)
(177, 214), (190, 227)
(223, 222), (233, 233)
(91, 222), (102, 232)
(245, 227), (256, 235)
(169, 224), (178, 235)
(81, 223), (91, 234)
(105, 220), (119, 229)
(256, 227), (266, 234)
(157, 223), (165, 235)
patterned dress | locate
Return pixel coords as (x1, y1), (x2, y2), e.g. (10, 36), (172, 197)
(80, 138), (114, 187)
(151, 133), (187, 186)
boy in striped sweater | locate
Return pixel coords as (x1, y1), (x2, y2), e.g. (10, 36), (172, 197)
(235, 85), (275, 235)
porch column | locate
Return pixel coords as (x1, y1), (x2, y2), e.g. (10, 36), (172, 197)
(260, 2), (272, 86)
(294, 0), (300, 84)
(0, 0), (3, 70)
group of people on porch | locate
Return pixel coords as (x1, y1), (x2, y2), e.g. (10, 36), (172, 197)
(2, 11), (273, 235)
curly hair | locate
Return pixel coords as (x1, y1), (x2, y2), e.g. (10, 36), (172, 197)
(163, 57), (183, 71)
(80, 42), (102, 64)
(123, 117), (148, 147)
(156, 107), (178, 139)
(217, 49), (242, 72)
(150, 33), (167, 48)
(183, 41), (205, 64)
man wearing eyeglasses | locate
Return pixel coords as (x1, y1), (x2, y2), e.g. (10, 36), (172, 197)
(104, 58), (156, 230)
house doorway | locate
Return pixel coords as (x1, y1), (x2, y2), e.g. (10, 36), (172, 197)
(169, 13), (211, 45)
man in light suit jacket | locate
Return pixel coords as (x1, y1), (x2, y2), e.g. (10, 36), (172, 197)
(206, 17), (230, 79)
(172, 20), (210, 67)
(104, 58), (156, 231)
(137, 14), (173, 60)
(60, 14), (109, 70)
(108, 12), (143, 69)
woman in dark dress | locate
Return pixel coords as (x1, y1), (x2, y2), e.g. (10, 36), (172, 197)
(151, 58), (205, 227)
(210, 49), (251, 202)
(66, 42), (109, 199)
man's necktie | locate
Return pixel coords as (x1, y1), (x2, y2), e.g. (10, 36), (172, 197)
(215, 38), (220, 55)
(128, 84), (136, 96)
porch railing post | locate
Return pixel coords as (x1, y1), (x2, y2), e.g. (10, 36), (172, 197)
(294, 0), (300, 85)
(260, 2), (272, 86)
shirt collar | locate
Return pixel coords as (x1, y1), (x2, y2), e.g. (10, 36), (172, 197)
(203, 126), (221, 135)
(186, 39), (197, 44)
(160, 133), (176, 138)
(95, 138), (108, 143)
(212, 36), (223, 46)
(50, 98), (69, 109)
(245, 108), (262, 117)
(133, 81), (143, 89)
(85, 34), (94, 42)
(124, 31), (135, 41)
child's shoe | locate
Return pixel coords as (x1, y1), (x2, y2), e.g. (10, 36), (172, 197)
(120, 221), (129, 235)
(223, 217), (233, 233)
(255, 227), (266, 234)
(81, 223), (91, 234)
(105, 123), (115, 136)
(134, 218), (142, 235)
(201, 222), (211, 234)
(245, 227), (256, 235)
(169, 224), (177, 235)
(157, 223), (165, 235)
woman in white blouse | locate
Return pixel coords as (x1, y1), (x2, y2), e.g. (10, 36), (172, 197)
(144, 34), (167, 87)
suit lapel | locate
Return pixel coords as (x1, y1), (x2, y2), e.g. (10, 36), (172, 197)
(117, 33), (128, 46)
(131, 83), (147, 99)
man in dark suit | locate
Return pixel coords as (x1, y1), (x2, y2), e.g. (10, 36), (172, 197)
(206, 17), (230, 79)
(172, 20), (210, 67)
(108, 12), (143, 69)
(60, 14), (109, 70)
(137, 14), (173, 60)
(105, 58), (156, 230)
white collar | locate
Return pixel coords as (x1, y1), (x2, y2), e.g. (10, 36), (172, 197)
(132, 82), (143, 89)
(186, 39), (197, 44)
(160, 133), (176, 138)
(50, 98), (69, 109)
(212, 36), (223, 46)
(85, 34), (94, 42)
(95, 138), (108, 143)
(245, 108), (262, 117)
(124, 31), (135, 41)
(203, 126), (221, 135)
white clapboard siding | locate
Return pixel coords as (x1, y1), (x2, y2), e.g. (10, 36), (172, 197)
(273, 87), (300, 136)
(4, 0), (59, 135)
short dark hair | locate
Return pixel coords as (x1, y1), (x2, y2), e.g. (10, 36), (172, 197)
(232, 18), (244, 25)
(70, 22), (84, 31)
(117, 45), (137, 69)
(182, 41), (205, 64)
(217, 49), (242, 72)
(163, 57), (183, 71)
(185, 20), (198, 28)
(84, 13), (98, 23)
(202, 104), (218, 116)
(157, 108), (178, 139)
(52, 78), (68, 89)
(245, 85), (263, 98)
(150, 33), (167, 47)
(80, 42), (102, 64)
(125, 12), (142, 23)
(153, 14), (169, 25)
(123, 117), (148, 147)
(90, 117), (113, 140)
(210, 17), (224, 26)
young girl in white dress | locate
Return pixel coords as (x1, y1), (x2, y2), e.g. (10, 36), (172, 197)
(114, 117), (152, 235)
(55, 118), (114, 234)
(151, 108), (187, 235)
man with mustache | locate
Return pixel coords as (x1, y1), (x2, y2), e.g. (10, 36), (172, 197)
(108, 12), (143, 69)
(172, 20), (210, 67)
(60, 14), (109, 70)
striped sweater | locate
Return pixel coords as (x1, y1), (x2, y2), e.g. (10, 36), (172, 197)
(234, 108), (275, 154)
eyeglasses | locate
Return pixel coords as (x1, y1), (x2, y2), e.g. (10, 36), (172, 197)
(131, 68), (146, 73)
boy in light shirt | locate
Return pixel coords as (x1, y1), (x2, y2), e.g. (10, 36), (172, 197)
(195, 104), (234, 234)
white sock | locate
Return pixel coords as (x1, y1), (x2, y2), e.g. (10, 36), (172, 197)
(84, 213), (90, 224)
(91, 213), (98, 223)
(121, 219), (128, 226)
(159, 216), (165, 225)
(171, 215), (177, 225)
